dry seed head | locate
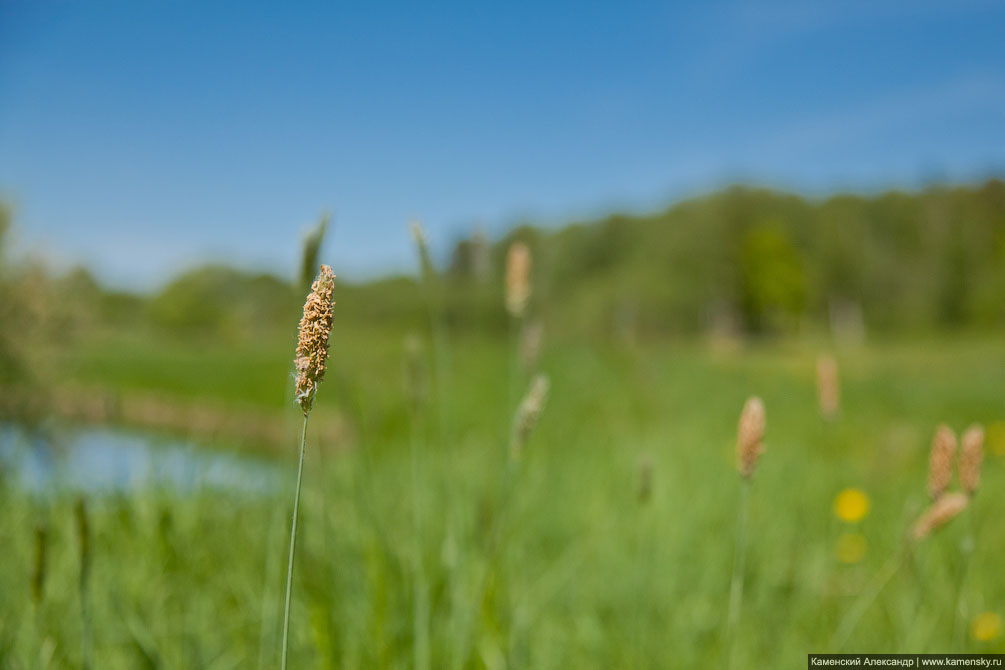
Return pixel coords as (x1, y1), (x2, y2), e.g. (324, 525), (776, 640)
(911, 491), (969, 541)
(510, 374), (549, 461)
(959, 424), (985, 496)
(816, 354), (840, 420)
(295, 265), (335, 416)
(736, 396), (766, 479)
(927, 423), (957, 500)
(505, 241), (531, 318)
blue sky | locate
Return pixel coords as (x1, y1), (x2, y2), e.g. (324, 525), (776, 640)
(1, 0), (1004, 289)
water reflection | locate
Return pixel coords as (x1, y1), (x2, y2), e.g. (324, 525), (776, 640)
(0, 423), (279, 494)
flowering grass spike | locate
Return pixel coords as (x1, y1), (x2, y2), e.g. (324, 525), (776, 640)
(295, 265), (335, 416)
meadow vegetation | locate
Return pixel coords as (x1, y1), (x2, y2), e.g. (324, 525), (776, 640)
(0, 183), (1003, 667)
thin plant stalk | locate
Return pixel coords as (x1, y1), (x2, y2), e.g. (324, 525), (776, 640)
(30, 522), (47, 666)
(409, 224), (440, 670)
(75, 498), (91, 670)
(726, 479), (750, 668)
(423, 284), (450, 455)
(508, 315), (521, 414)
(79, 581), (90, 670)
(726, 396), (764, 667)
(830, 546), (907, 651)
(283, 263), (334, 666)
(411, 222), (451, 447)
(410, 403), (430, 670)
(281, 415), (310, 670)
(953, 424), (982, 651)
(432, 319), (451, 447)
(952, 509), (976, 651)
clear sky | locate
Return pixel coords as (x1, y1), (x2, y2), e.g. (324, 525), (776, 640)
(1, 0), (1004, 290)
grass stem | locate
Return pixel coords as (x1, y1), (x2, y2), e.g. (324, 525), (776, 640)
(830, 546), (907, 651)
(281, 414), (310, 670)
(952, 507), (976, 651)
(726, 478), (750, 669)
(508, 316), (521, 420)
(79, 576), (90, 670)
(410, 406), (430, 670)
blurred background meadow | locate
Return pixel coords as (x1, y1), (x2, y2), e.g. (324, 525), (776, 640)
(2, 1), (1005, 668)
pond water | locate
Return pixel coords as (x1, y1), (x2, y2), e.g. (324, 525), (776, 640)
(0, 423), (281, 495)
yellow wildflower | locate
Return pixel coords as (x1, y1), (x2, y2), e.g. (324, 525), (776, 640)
(972, 612), (1003, 642)
(833, 488), (870, 523)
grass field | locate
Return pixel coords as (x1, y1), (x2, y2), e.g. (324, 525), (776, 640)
(2, 329), (1004, 668)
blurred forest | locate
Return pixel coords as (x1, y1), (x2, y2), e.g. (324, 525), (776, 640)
(2, 179), (1005, 392)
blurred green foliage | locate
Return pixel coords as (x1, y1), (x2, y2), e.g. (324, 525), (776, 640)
(445, 180), (1005, 337)
(148, 266), (296, 338)
(0, 202), (17, 385)
(0, 204), (59, 391)
(6, 180), (1003, 348)
(737, 219), (807, 332)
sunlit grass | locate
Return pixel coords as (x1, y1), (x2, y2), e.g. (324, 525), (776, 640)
(1, 332), (1004, 666)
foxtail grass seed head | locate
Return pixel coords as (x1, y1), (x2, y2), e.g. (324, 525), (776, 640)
(505, 241), (531, 318)
(959, 424), (985, 496)
(816, 354), (840, 420)
(510, 374), (549, 461)
(736, 396), (766, 479)
(31, 524), (47, 606)
(927, 423), (957, 500)
(912, 491), (969, 541)
(295, 265), (335, 416)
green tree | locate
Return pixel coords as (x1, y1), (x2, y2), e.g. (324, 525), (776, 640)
(737, 220), (807, 333)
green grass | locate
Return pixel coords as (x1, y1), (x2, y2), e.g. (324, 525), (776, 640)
(2, 330), (1005, 667)
(65, 330), (297, 409)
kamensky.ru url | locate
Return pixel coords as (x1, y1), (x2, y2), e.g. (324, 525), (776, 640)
(809, 655), (1005, 668)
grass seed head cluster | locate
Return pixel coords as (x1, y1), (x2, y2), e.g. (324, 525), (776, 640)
(505, 242), (531, 318)
(927, 423), (957, 501)
(959, 424), (985, 496)
(295, 265), (336, 416)
(736, 396), (765, 479)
